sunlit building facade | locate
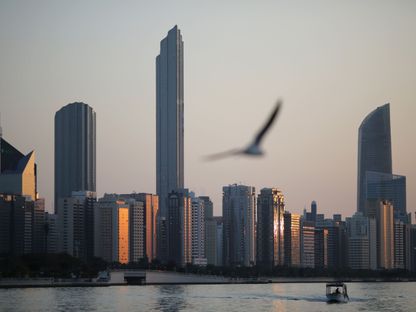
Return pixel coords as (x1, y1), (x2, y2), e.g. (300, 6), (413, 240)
(257, 188), (285, 268)
(376, 201), (394, 269)
(94, 195), (130, 263)
(140, 194), (159, 261)
(0, 137), (37, 201)
(120, 193), (159, 261)
(283, 212), (301, 267)
(118, 207), (129, 264)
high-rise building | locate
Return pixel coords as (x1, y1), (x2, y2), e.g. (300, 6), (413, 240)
(45, 212), (58, 254)
(223, 184), (256, 267)
(376, 200), (394, 269)
(205, 215), (224, 266)
(314, 227), (328, 269)
(200, 196), (213, 220)
(123, 198), (145, 263)
(346, 212), (377, 270)
(57, 191), (96, 260)
(410, 225), (416, 272)
(33, 198), (46, 254)
(205, 217), (217, 265)
(156, 26), (184, 220)
(283, 212), (301, 267)
(357, 104), (392, 214)
(55, 102), (96, 212)
(364, 171), (407, 222)
(215, 217), (224, 266)
(94, 195), (129, 263)
(200, 196), (214, 264)
(0, 194), (35, 255)
(333, 214), (342, 222)
(311, 201), (317, 222)
(315, 214), (325, 227)
(0, 137), (37, 201)
(257, 188), (284, 268)
(301, 220), (315, 268)
(191, 197), (207, 265)
(167, 189), (191, 267)
(394, 220), (406, 269)
(119, 193), (159, 261)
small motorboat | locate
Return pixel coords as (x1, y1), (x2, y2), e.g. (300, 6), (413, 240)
(326, 282), (349, 303)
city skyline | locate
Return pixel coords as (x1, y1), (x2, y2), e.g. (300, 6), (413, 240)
(1, 1), (415, 218)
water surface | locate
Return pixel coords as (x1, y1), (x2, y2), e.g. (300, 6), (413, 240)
(0, 282), (415, 311)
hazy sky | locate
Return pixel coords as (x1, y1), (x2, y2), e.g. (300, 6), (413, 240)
(1, 0), (415, 219)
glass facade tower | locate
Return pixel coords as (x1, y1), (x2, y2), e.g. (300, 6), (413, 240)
(156, 25), (184, 220)
(357, 104), (392, 214)
(55, 102), (96, 212)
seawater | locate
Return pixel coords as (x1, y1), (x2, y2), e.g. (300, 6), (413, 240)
(0, 282), (415, 312)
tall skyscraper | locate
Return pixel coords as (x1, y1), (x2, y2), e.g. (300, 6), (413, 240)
(222, 184), (256, 267)
(55, 102), (96, 212)
(257, 188), (285, 268)
(357, 103), (392, 213)
(156, 25), (184, 221)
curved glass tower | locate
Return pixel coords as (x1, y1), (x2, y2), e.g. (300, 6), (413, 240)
(357, 103), (392, 213)
(55, 102), (96, 212)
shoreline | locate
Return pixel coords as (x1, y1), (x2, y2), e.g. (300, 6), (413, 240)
(1, 275), (416, 289)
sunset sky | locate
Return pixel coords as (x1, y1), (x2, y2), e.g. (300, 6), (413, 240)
(1, 0), (415, 218)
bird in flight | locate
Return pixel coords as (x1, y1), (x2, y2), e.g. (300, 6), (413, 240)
(204, 99), (282, 161)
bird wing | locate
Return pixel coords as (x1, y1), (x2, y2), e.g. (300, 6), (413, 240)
(203, 148), (242, 161)
(254, 100), (282, 146)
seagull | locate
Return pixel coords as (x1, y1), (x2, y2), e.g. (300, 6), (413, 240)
(204, 99), (282, 161)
